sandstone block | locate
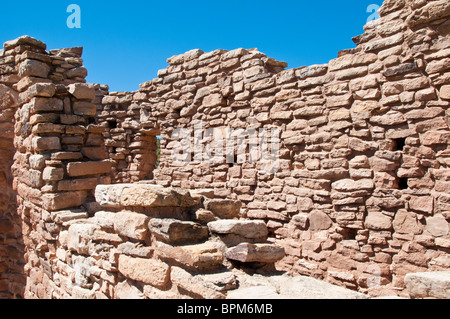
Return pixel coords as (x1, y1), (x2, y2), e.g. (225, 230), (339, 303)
(67, 223), (99, 254)
(370, 111), (406, 126)
(225, 243), (285, 263)
(30, 97), (63, 113)
(405, 271), (450, 299)
(0, 84), (19, 110)
(170, 266), (226, 299)
(67, 83), (96, 101)
(426, 215), (449, 237)
(156, 241), (223, 271)
(66, 161), (111, 177)
(308, 210), (333, 231)
(208, 220), (268, 239)
(118, 255), (170, 288)
(114, 280), (144, 299)
(42, 167), (64, 182)
(393, 209), (423, 235)
(114, 211), (149, 241)
(73, 101), (97, 117)
(364, 211), (393, 230)
(149, 218), (209, 244)
(120, 186), (200, 208)
(406, 0), (450, 28)
(440, 85), (450, 100)
(18, 59), (50, 78)
(203, 94), (225, 108)
(117, 242), (153, 258)
(57, 178), (98, 191)
(204, 199), (242, 219)
(42, 191), (87, 211)
(51, 209), (88, 224)
(332, 179), (374, 192)
(328, 53), (377, 72)
(364, 34), (403, 52)
(28, 83), (56, 98)
(422, 131), (450, 146)
(3, 35), (47, 50)
(65, 66), (88, 79)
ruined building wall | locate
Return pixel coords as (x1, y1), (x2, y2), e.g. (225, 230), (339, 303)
(0, 36), (112, 298)
(0, 0), (449, 299)
(97, 0), (450, 295)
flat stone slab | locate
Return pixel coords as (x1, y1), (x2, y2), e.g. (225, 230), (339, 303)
(227, 274), (368, 299)
(149, 218), (209, 244)
(225, 243), (285, 263)
(208, 220), (268, 239)
(405, 271), (450, 299)
(95, 184), (200, 208)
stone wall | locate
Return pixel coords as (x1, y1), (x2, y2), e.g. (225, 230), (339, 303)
(96, 0), (450, 296)
(0, 0), (449, 299)
(0, 36), (112, 298)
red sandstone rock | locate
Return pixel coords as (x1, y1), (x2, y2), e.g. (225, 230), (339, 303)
(118, 255), (169, 288)
(225, 243), (285, 263)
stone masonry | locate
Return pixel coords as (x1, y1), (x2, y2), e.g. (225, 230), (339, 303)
(0, 0), (449, 299)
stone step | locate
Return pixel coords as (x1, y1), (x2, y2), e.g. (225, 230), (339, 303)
(95, 184), (200, 208)
(225, 242), (285, 264)
(203, 198), (242, 219)
(405, 271), (450, 299)
(149, 218), (209, 244)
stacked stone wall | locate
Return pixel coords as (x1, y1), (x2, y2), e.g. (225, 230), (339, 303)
(97, 0), (450, 296)
(0, 0), (449, 299)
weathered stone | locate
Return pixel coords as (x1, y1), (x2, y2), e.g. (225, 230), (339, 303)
(156, 241), (223, 271)
(42, 167), (64, 181)
(170, 266), (225, 299)
(364, 34), (403, 52)
(364, 211), (393, 230)
(422, 131), (450, 146)
(67, 223), (99, 254)
(120, 186), (200, 208)
(73, 101), (97, 116)
(118, 255), (169, 288)
(308, 211), (333, 231)
(114, 211), (149, 241)
(203, 94), (225, 107)
(406, 0), (450, 28)
(393, 209), (423, 235)
(149, 218), (209, 244)
(426, 215), (449, 237)
(27, 83), (56, 98)
(0, 84), (19, 109)
(440, 85), (450, 100)
(225, 243), (285, 263)
(18, 59), (50, 78)
(208, 220), (268, 239)
(68, 83), (96, 100)
(4, 35), (46, 50)
(332, 179), (374, 192)
(114, 280), (144, 299)
(42, 191), (87, 211)
(204, 199), (242, 219)
(67, 161), (112, 177)
(30, 97), (63, 113)
(405, 271), (450, 299)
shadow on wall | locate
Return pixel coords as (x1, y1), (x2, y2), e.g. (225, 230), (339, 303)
(0, 129), (26, 299)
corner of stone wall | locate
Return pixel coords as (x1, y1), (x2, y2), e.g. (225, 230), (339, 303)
(0, 35), (112, 298)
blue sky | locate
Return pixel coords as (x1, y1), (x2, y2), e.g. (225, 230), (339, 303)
(1, 0), (383, 92)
